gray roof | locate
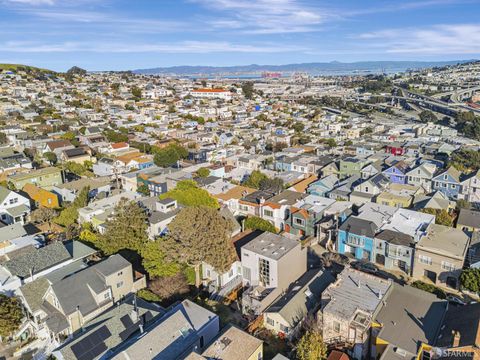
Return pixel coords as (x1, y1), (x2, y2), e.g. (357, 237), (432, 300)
(242, 232), (299, 260)
(51, 255), (131, 317)
(457, 208), (480, 229)
(19, 277), (50, 313)
(266, 269), (335, 327)
(339, 216), (378, 238)
(322, 268), (392, 321)
(375, 284), (447, 356)
(56, 295), (164, 360)
(4, 241), (71, 278)
(376, 230), (413, 247)
(112, 300), (217, 360)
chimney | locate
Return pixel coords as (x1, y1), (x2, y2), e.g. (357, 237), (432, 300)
(452, 330), (461, 347)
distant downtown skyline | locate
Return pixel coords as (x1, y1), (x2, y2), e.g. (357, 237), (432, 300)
(1, 0), (480, 71)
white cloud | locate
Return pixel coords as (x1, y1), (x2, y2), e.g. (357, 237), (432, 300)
(2, 40), (306, 53)
(4, 0), (56, 4)
(194, 0), (328, 34)
(358, 24), (480, 55)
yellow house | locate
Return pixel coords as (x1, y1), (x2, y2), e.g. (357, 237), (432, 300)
(376, 183), (424, 208)
(22, 183), (59, 208)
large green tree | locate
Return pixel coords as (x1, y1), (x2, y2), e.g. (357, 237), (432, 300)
(95, 199), (149, 254)
(141, 240), (180, 278)
(243, 170), (268, 189)
(160, 206), (236, 286)
(460, 268), (480, 293)
(153, 143), (188, 167)
(160, 180), (218, 208)
(0, 295), (23, 337)
(295, 330), (327, 360)
(54, 186), (90, 227)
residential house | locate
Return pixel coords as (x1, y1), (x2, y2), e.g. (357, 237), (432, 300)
(200, 325), (263, 360)
(285, 195), (336, 238)
(432, 167), (462, 200)
(9, 167), (63, 190)
(22, 183), (59, 209)
(459, 169), (480, 205)
(214, 185), (256, 214)
(413, 224), (470, 289)
(0, 186), (31, 225)
(110, 300), (219, 360)
(434, 303), (480, 359)
(261, 190), (307, 231)
(382, 161), (409, 184)
(371, 284), (447, 360)
(319, 267), (392, 360)
(456, 209), (480, 233)
(307, 175), (339, 197)
(360, 162), (382, 180)
(375, 183), (424, 208)
(406, 162), (437, 192)
(36, 254), (146, 336)
(52, 177), (111, 203)
(59, 148), (92, 164)
(144, 198), (181, 239)
(350, 173), (390, 205)
(338, 157), (369, 179)
(42, 140), (74, 156)
(51, 296), (163, 360)
(264, 269), (334, 339)
(238, 190), (275, 218)
(2, 240), (96, 294)
(241, 232), (307, 316)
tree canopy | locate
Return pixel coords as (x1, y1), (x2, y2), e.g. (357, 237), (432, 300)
(460, 268), (480, 293)
(295, 330), (327, 360)
(160, 206), (237, 275)
(0, 295), (23, 337)
(196, 167), (210, 178)
(94, 199), (149, 254)
(54, 186), (90, 228)
(419, 110), (438, 123)
(141, 240), (180, 278)
(160, 180), (219, 208)
(243, 170), (268, 189)
(244, 216), (276, 233)
(153, 143), (188, 167)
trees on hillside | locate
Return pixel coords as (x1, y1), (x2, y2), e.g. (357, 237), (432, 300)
(160, 206), (236, 286)
(160, 180), (218, 208)
(419, 110), (438, 123)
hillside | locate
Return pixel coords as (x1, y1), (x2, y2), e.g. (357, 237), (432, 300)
(0, 63), (56, 74)
(133, 60), (476, 76)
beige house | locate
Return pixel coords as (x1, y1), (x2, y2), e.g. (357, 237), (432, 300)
(200, 325), (263, 360)
(31, 254), (146, 337)
(413, 224), (470, 290)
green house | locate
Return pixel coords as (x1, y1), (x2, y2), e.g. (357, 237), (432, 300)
(9, 167), (63, 190)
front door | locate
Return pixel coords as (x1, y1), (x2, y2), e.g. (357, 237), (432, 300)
(424, 270), (437, 283)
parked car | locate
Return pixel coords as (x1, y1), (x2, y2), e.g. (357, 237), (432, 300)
(351, 260), (379, 275)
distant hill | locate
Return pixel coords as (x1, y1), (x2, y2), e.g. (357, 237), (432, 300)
(133, 60), (477, 76)
(0, 64), (55, 74)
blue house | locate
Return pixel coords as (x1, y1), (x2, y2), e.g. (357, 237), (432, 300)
(432, 166), (462, 199)
(275, 156), (293, 172)
(307, 174), (338, 196)
(337, 216), (377, 261)
(382, 161), (409, 184)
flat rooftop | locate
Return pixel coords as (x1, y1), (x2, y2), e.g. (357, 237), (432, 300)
(242, 232), (299, 260)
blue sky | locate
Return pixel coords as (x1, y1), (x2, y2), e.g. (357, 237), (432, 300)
(1, 0), (479, 71)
